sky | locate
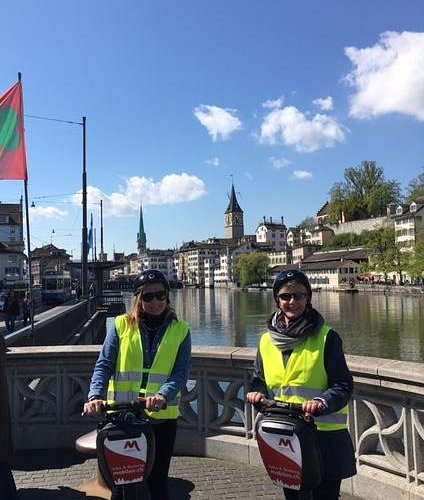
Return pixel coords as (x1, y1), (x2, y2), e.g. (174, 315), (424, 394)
(1, 1), (424, 259)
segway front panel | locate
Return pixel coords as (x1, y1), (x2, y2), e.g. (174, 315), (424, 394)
(97, 420), (155, 488)
(256, 408), (322, 491)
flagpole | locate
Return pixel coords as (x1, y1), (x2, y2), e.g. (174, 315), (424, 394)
(81, 116), (88, 298)
(94, 228), (97, 262)
(16, 73), (35, 339)
(100, 199), (104, 261)
(23, 179), (35, 338)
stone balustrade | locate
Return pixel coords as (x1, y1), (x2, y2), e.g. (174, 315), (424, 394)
(5, 346), (424, 499)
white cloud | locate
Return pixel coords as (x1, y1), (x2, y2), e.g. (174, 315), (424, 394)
(244, 172), (254, 181)
(29, 206), (68, 223)
(71, 173), (207, 217)
(193, 104), (242, 141)
(260, 103), (345, 153)
(290, 170), (313, 180)
(263, 97), (284, 109)
(345, 31), (424, 120)
(313, 96), (334, 111)
(205, 157), (220, 167)
(269, 156), (291, 170)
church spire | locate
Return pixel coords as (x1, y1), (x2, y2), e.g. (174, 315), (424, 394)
(224, 182), (244, 240)
(137, 203), (147, 254)
(225, 183), (243, 214)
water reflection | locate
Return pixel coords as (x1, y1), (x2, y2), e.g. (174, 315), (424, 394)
(122, 289), (424, 362)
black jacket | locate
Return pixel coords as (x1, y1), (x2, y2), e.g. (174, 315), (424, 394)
(4, 295), (20, 316)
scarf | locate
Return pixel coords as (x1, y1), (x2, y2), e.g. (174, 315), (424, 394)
(267, 307), (324, 352)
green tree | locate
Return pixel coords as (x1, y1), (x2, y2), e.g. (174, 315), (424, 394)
(366, 226), (407, 282)
(407, 241), (424, 281)
(322, 232), (363, 250)
(391, 242), (410, 283)
(366, 228), (391, 281)
(234, 252), (269, 287)
(328, 160), (401, 222)
(406, 168), (424, 203)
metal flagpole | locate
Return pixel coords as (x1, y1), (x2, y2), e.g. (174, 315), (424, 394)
(23, 179), (35, 338)
(100, 199), (104, 261)
(18, 72), (35, 339)
(81, 116), (88, 298)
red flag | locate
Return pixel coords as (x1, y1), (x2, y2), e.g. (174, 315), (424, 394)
(0, 81), (28, 180)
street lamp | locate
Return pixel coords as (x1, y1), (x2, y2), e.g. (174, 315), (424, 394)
(25, 112), (88, 298)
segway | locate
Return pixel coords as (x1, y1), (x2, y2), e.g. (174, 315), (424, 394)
(255, 399), (323, 497)
(96, 399), (156, 499)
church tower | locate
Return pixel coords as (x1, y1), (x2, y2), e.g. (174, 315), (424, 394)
(137, 203), (147, 254)
(224, 183), (244, 240)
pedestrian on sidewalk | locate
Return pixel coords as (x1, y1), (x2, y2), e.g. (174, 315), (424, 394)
(0, 335), (19, 500)
(75, 283), (82, 301)
(4, 290), (20, 333)
(246, 269), (356, 500)
(22, 291), (33, 327)
(83, 269), (192, 500)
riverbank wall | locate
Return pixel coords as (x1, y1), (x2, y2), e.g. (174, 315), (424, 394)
(321, 283), (424, 295)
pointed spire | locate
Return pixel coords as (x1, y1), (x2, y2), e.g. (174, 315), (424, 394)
(137, 203), (147, 254)
(138, 203), (145, 235)
(225, 183), (243, 214)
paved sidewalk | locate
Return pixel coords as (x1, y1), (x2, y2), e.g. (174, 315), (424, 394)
(12, 449), (358, 499)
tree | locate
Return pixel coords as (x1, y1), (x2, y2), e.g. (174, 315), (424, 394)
(298, 216), (316, 229)
(328, 161), (401, 222)
(391, 242), (410, 284)
(322, 232), (363, 250)
(234, 252), (269, 287)
(406, 168), (424, 203)
(407, 241), (424, 282)
(366, 226), (407, 282)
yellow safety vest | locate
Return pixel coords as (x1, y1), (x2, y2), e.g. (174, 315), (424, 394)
(107, 314), (189, 420)
(259, 324), (348, 431)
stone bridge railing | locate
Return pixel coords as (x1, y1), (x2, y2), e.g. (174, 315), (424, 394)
(5, 346), (424, 499)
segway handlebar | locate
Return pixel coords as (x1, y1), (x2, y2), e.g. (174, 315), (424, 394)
(105, 400), (147, 412)
(82, 398), (167, 416)
(105, 399), (167, 412)
(254, 398), (304, 414)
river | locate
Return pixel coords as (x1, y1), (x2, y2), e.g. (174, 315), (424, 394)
(122, 288), (424, 362)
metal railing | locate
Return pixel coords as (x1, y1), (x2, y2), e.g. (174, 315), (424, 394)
(5, 347), (424, 498)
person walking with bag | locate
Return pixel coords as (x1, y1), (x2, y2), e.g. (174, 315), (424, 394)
(246, 269), (356, 500)
(83, 270), (192, 500)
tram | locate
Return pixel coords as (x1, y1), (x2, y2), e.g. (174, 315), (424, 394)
(41, 270), (72, 305)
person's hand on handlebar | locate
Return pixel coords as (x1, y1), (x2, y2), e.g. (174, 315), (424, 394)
(83, 398), (106, 416)
(144, 394), (167, 412)
(302, 399), (325, 417)
(246, 391), (266, 405)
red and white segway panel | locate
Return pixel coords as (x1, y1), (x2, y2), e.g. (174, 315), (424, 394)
(103, 433), (148, 485)
(257, 420), (302, 490)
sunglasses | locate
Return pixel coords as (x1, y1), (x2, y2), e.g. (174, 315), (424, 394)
(278, 292), (308, 302)
(141, 291), (168, 302)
